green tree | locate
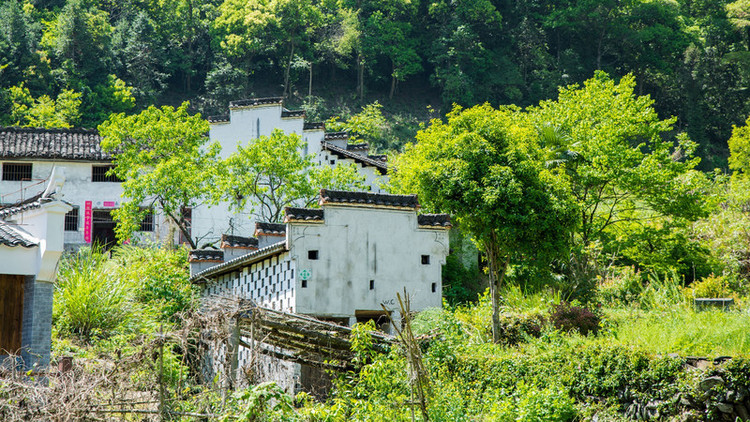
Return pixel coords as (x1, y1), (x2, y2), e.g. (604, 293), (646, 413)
(0, 0), (41, 89)
(728, 114), (750, 174)
(218, 128), (366, 223)
(5, 84), (81, 128)
(529, 72), (712, 282)
(391, 104), (577, 343)
(98, 102), (219, 249)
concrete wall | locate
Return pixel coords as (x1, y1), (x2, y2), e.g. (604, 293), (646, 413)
(288, 205), (448, 321)
(20, 275), (53, 371)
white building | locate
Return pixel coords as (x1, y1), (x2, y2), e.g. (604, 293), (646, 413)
(0, 127), (166, 248)
(0, 97), (388, 248)
(189, 189), (451, 393)
(194, 97), (388, 243)
(0, 168), (71, 370)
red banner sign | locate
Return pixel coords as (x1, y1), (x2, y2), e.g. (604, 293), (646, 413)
(84, 201), (92, 243)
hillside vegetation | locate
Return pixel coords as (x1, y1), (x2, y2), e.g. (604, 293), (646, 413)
(1, 0), (750, 161)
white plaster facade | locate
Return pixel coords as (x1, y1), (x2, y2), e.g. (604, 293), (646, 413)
(0, 168), (72, 370)
(190, 190), (450, 394)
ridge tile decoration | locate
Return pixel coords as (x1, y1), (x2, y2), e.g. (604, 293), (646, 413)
(417, 214), (452, 228)
(319, 189), (419, 209)
(189, 249), (224, 262)
(229, 97), (284, 108)
(221, 234), (259, 249)
(0, 221), (38, 247)
(284, 207), (324, 222)
(255, 222), (286, 235)
(324, 131), (349, 140)
(303, 122), (325, 130)
(321, 141), (388, 174)
(0, 127), (111, 161)
(346, 143), (369, 151)
(281, 109), (306, 118)
(207, 115), (230, 123)
(0, 193), (48, 219)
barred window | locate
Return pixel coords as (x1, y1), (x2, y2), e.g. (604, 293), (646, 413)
(64, 207), (79, 231)
(92, 165), (122, 182)
(139, 210), (154, 232)
(2, 163), (32, 181)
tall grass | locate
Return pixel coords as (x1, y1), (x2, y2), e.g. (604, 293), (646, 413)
(54, 247), (138, 341)
(605, 307), (750, 356)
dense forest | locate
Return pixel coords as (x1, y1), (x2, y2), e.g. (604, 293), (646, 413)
(1, 0), (749, 166)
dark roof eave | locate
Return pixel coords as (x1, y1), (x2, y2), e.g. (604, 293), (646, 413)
(190, 241), (287, 283)
(322, 142), (388, 174)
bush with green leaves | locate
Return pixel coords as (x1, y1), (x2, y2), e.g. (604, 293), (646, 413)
(54, 247), (139, 342)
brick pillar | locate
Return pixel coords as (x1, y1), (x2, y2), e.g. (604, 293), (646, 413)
(20, 276), (53, 371)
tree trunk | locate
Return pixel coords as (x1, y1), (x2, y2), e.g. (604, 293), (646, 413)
(357, 53), (364, 100)
(486, 233), (510, 344)
(308, 62), (313, 97)
(283, 43), (295, 98)
(389, 74), (396, 100)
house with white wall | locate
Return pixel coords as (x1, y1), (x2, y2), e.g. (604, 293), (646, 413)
(195, 97), (388, 242)
(0, 127), (165, 248)
(189, 189), (450, 393)
(0, 97), (388, 249)
(0, 167), (71, 370)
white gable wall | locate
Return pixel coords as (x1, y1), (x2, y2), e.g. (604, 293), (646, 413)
(288, 206), (447, 321)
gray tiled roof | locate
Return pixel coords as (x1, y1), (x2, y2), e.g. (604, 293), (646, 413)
(229, 97), (284, 108)
(0, 221), (38, 248)
(324, 131), (349, 141)
(0, 193), (49, 219)
(221, 234), (259, 249)
(208, 115), (230, 123)
(284, 207), (324, 222)
(304, 122), (324, 130)
(320, 189), (419, 209)
(191, 241), (287, 282)
(347, 143), (369, 151)
(255, 222), (286, 236)
(281, 109), (305, 118)
(189, 249), (224, 262)
(321, 141), (388, 174)
(0, 127), (111, 161)
(417, 214), (452, 228)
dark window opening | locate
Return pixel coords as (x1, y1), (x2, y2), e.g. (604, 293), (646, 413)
(369, 280), (374, 290)
(139, 210), (154, 232)
(432, 282), (437, 293)
(92, 165), (122, 182)
(308, 250), (319, 260)
(2, 163), (32, 181)
(330, 160), (336, 165)
(421, 255), (430, 265)
(64, 207), (79, 231)
(301, 279), (307, 288)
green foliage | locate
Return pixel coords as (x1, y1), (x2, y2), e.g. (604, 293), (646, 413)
(221, 382), (295, 422)
(219, 128), (367, 223)
(683, 273), (735, 299)
(4, 84), (81, 128)
(54, 247), (139, 342)
(98, 102), (216, 248)
(728, 114), (750, 174)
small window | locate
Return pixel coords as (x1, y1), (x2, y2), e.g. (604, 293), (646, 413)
(139, 210), (154, 232)
(302, 280), (307, 288)
(2, 163), (32, 181)
(64, 207), (79, 231)
(330, 160), (336, 165)
(421, 255), (430, 265)
(308, 250), (319, 260)
(369, 280), (374, 290)
(92, 165), (122, 182)
(432, 282), (437, 293)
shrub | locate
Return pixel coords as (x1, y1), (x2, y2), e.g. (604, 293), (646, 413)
(549, 302), (601, 336)
(54, 247), (138, 342)
(683, 273), (734, 299)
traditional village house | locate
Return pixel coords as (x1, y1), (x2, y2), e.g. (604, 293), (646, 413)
(189, 189), (451, 394)
(0, 167), (71, 370)
(0, 97), (387, 249)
